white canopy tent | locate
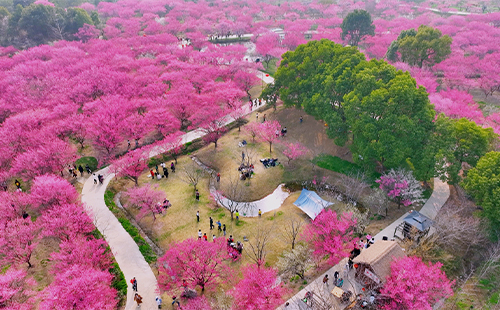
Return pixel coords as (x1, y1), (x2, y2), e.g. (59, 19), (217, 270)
(293, 189), (333, 219)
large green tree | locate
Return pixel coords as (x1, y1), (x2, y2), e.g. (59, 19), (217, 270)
(463, 151), (500, 233)
(434, 116), (496, 183)
(340, 9), (375, 46)
(271, 39), (365, 145)
(396, 25), (452, 68)
(344, 60), (435, 173)
(18, 4), (57, 44)
(386, 29), (417, 62)
(63, 7), (92, 37)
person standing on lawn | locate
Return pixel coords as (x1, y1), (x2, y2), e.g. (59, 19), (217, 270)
(223, 224), (226, 236)
(195, 190), (200, 201)
(150, 169), (155, 179)
(210, 217), (214, 230)
(217, 220), (222, 232)
(196, 211), (200, 222)
(198, 229), (202, 239)
(203, 233), (208, 241)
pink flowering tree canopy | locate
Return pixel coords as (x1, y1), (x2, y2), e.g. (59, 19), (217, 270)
(231, 264), (288, 310)
(0, 269), (35, 310)
(300, 209), (358, 265)
(256, 120), (281, 154)
(380, 256), (454, 310)
(281, 142), (307, 165)
(158, 238), (233, 292)
(38, 265), (117, 310)
(111, 149), (149, 186)
(123, 183), (165, 221)
(376, 168), (424, 208)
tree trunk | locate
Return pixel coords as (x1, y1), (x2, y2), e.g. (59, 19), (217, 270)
(269, 142), (272, 154)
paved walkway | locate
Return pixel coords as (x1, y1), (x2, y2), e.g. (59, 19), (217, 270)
(277, 177), (450, 309)
(80, 74), (274, 309)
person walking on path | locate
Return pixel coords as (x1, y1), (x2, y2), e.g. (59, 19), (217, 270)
(156, 296), (162, 309)
(134, 293), (142, 306)
(217, 220), (222, 232)
(195, 190), (200, 201)
(78, 165), (84, 176)
(196, 211), (200, 222)
(203, 233), (208, 241)
(216, 173), (220, 183)
(171, 296), (180, 307)
(150, 170), (155, 179)
(198, 229), (202, 240)
(258, 209), (262, 217)
(323, 274), (329, 285)
(210, 217), (214, 230)
(171, 162), (175, 173)
(223, 224), (226, 236)
(131, 277), (137, 292)
(93, 174), (97, 185)
(300, 116), (303, 123)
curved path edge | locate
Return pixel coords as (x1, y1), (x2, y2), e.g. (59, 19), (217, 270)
(80, 74), (274, 309)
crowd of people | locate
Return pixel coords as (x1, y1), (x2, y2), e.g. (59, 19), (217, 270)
(150, 162), (176, 180)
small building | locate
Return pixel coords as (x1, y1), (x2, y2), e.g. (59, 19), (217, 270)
(352, 241), (406, 290)
(394, 210), (433, 241)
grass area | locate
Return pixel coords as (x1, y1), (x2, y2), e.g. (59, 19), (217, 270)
(261, 60), (278, 77)
(312, 154), (381, 183)
(75, 156), (98, 171)
(103, 190), (157, 263)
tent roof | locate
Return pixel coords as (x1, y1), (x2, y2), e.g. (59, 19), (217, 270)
(293, 189), (333, 219)
(404, 210), (433, 231)
(353, 241), (406, 283)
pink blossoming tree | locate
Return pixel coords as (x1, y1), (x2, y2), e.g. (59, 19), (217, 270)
(300, 209), (358, 265)
(123, 183), (165, 221)
(380, 256), (454, 310)
(376, 168), (424, 208)
(281, 142), (307, 165)
(158, 238), (232, 292)
(231, 264), (288, 310)
(257, 120), (281, 154)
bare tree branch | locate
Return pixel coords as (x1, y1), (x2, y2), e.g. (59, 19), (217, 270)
(279, 216), (304, 250)
(245, 222), (274, 267)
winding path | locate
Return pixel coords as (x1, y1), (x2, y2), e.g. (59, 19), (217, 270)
(80, 78), (273, 309)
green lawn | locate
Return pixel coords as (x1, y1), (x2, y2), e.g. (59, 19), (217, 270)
(312, 154), (381, 184)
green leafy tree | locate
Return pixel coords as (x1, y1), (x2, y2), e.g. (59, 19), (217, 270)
(90, 10), (100, 27)
(18, 4), (56, 44)
(340, 10), (375, 46)
(462, 151), (500, 233)
(63, 8), (92, 37)
(386, 29), (417, 62)
(344, 59), (435, 174)
(433, 116), (496, 183)
(270, 39), (365, 145)
(397, 25), (452, 68)
(0, 6), (10, 19)
(7, 4), (22, 38)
